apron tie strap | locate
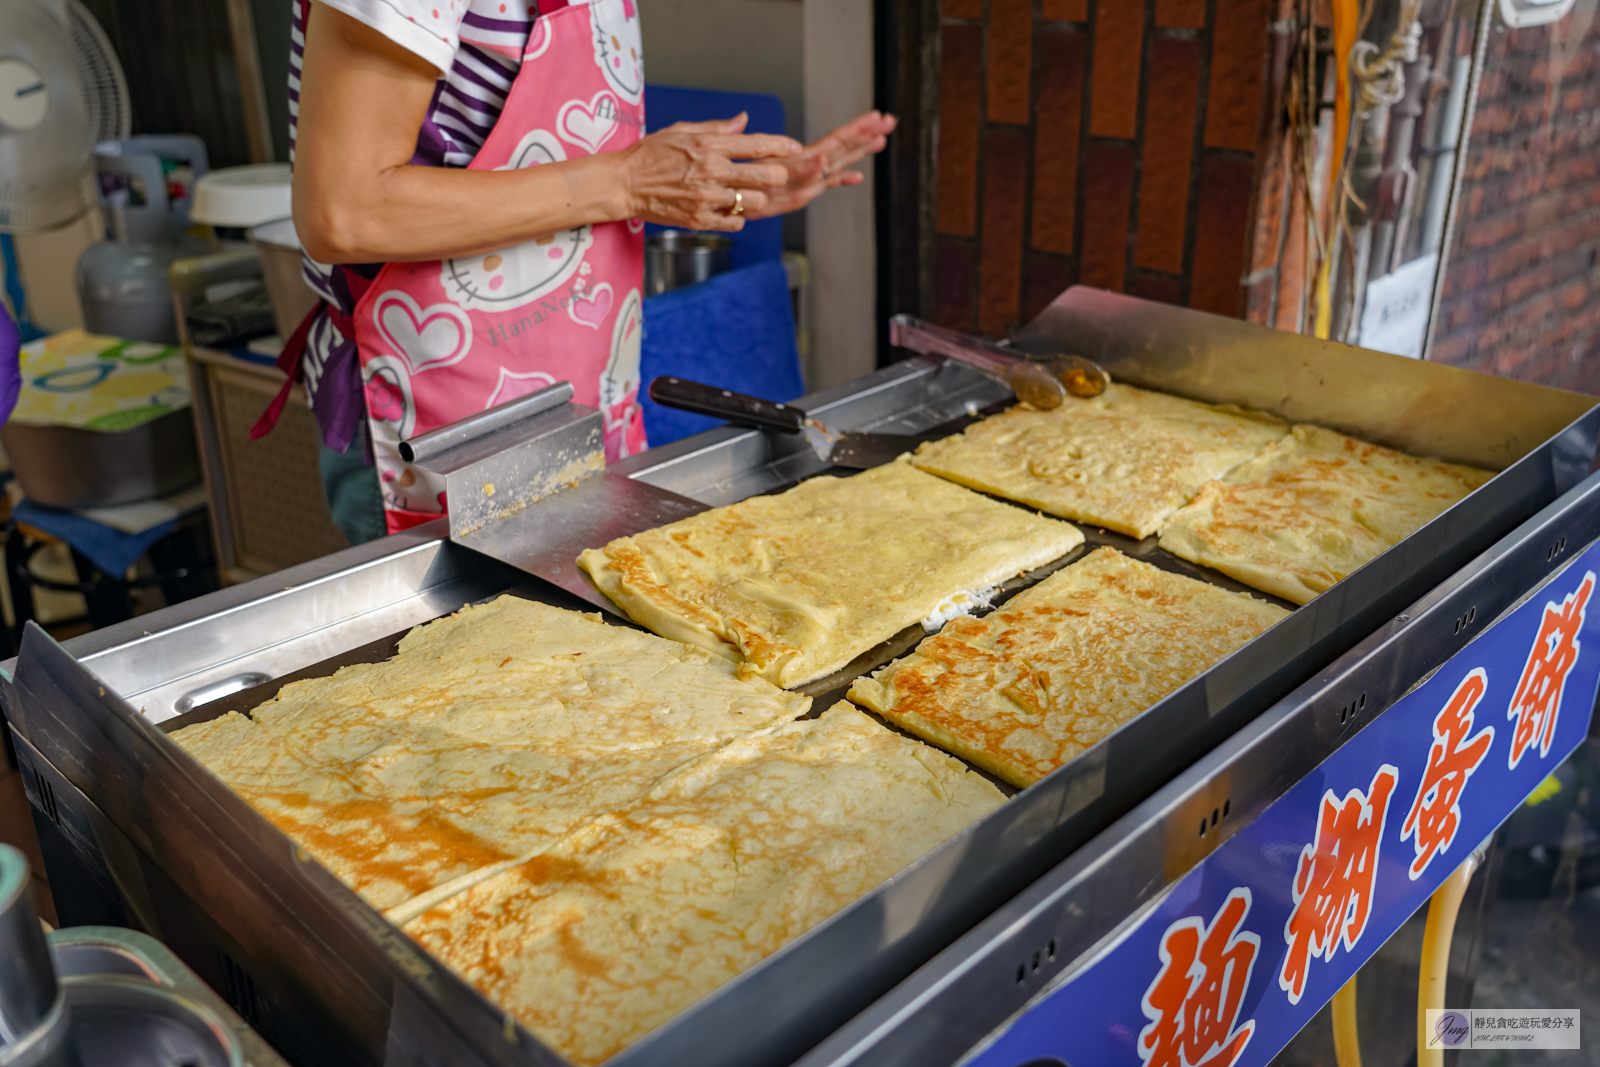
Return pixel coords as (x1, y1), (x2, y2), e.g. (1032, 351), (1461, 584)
(248, 267), (374, 441)
(248, 298), (323, 440)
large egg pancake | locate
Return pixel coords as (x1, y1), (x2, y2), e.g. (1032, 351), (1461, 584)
(1157, 424), (1496, 605)
(847, 548), (1288, 787)
(909, 383), (1287, 538)
(402, 704), (1005, 1065)
(577, 460), (1084, 688)
(171, 596), (809, 910)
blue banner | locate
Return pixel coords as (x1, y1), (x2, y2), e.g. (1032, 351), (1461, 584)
(969, 546), (1600, 1067)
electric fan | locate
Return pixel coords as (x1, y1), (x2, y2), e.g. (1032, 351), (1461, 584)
(0, 0), (130, 234)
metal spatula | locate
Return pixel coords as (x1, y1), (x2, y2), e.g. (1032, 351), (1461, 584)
(647, 377), (951, 469)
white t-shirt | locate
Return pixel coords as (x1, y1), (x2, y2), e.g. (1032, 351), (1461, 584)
(290, 0), (537, 168)
(286, 0), (538, 448)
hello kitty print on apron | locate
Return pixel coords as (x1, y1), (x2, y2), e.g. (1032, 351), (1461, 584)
(353, 0), (646, 533)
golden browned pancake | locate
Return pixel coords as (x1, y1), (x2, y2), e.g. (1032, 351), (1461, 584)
(169, 596), (810, 911)
(577, 460), (1084, 688)
(910, 383), (1287, 538)
(403, 704), (1005, 1065)
(1157, 424), (1497, 605)
(847, 548), (1288, 787)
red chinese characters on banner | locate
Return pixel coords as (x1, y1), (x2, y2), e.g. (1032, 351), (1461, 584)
(1401, 668), (1494, 880)
(1139, 888), (1261, 1067)
(1507, 571), (1595, 770)
(1278, 764), (1399, 1004)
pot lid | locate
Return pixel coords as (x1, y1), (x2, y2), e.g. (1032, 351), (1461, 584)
(190, 164), (291, 227)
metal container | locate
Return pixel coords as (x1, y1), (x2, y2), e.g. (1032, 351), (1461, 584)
(0, 408), (201, 508)
(47, 926), (288, 1067)
(644, 230), (733, 295)
(0, 844), (70, 1067)
(4, 288), (1596, 1067)
(247, 220), (319, 341)
(1, 857), (285, 1067)
(60, 979), (239, 1067)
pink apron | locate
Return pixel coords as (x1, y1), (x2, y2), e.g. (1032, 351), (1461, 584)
(353, 0), (647, 533)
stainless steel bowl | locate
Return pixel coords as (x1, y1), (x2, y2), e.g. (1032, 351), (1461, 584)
(0, 408), (201, 509)
(645, 231), (734, 295)
(248, 220), (320, 342)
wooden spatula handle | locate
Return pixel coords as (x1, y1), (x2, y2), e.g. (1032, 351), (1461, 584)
(648, 377), (806, 434)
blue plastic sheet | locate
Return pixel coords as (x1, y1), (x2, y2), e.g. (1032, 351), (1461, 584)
(638, 259), (805, 446)
(12, 499), (175, 577)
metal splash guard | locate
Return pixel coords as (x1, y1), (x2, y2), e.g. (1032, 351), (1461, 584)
(402, 381), (708, 611)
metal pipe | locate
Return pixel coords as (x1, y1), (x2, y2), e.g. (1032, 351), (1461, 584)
(1332, 976), (1363, 1067)
(399, 380), (575, 464)
(1417, 844), (1485, 1067)
(1421, 0), (1496, 359)
(222, 0), (275, 164)
(1330, 104), (1388, 341)
(1421, 54), (1473, 255)
(0, 844), (62, 1054)
(1370, 53), (1430, 276)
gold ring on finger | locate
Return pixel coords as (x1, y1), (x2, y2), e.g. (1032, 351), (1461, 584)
(730, 188), (745, 216)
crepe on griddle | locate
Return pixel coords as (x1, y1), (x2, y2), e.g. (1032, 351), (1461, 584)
(909, 383), (1287, 539)
(847, 548), (1288, 787)
(577, 460), (1084, 688)
(403, 703), (1005, 1065)
(1157, 424), (1496, 605)
(170, 595), (810, 911)
(173, 599), (1004, 1065)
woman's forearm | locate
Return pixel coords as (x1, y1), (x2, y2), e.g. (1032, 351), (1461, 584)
(296, 151), (631, 264)
(293, 4), (639, 264)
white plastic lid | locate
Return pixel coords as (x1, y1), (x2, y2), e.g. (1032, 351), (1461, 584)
(248, 217), (303, 251)
(190, 163), (292, 227)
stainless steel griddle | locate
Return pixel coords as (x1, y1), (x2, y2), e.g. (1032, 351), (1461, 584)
(4, 288), (1597, 1067)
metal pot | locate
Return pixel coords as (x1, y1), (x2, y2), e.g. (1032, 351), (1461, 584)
(644, 231), (734, 295)
(247, 219), (320, 341)
(0, 409), (201, 509)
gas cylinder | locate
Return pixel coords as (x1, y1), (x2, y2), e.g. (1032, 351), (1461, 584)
(75, 135), (209, 344)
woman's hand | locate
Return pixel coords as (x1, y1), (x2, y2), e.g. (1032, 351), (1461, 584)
(745, 111), (898, 220)
(293, 2), (895, 263)
(620, 114), (802, 232)
(618, 110), (896, 231)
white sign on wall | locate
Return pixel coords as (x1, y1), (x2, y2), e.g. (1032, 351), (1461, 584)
(1358, 252), (1439, 360)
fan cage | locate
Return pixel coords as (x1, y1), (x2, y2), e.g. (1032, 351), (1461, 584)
(68, 0), (130, 145)
(0, 0), (129, 234)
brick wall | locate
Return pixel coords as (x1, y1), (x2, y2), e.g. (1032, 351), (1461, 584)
(1430, 8), (1600, 393)
(925, 0), (1275, 338)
